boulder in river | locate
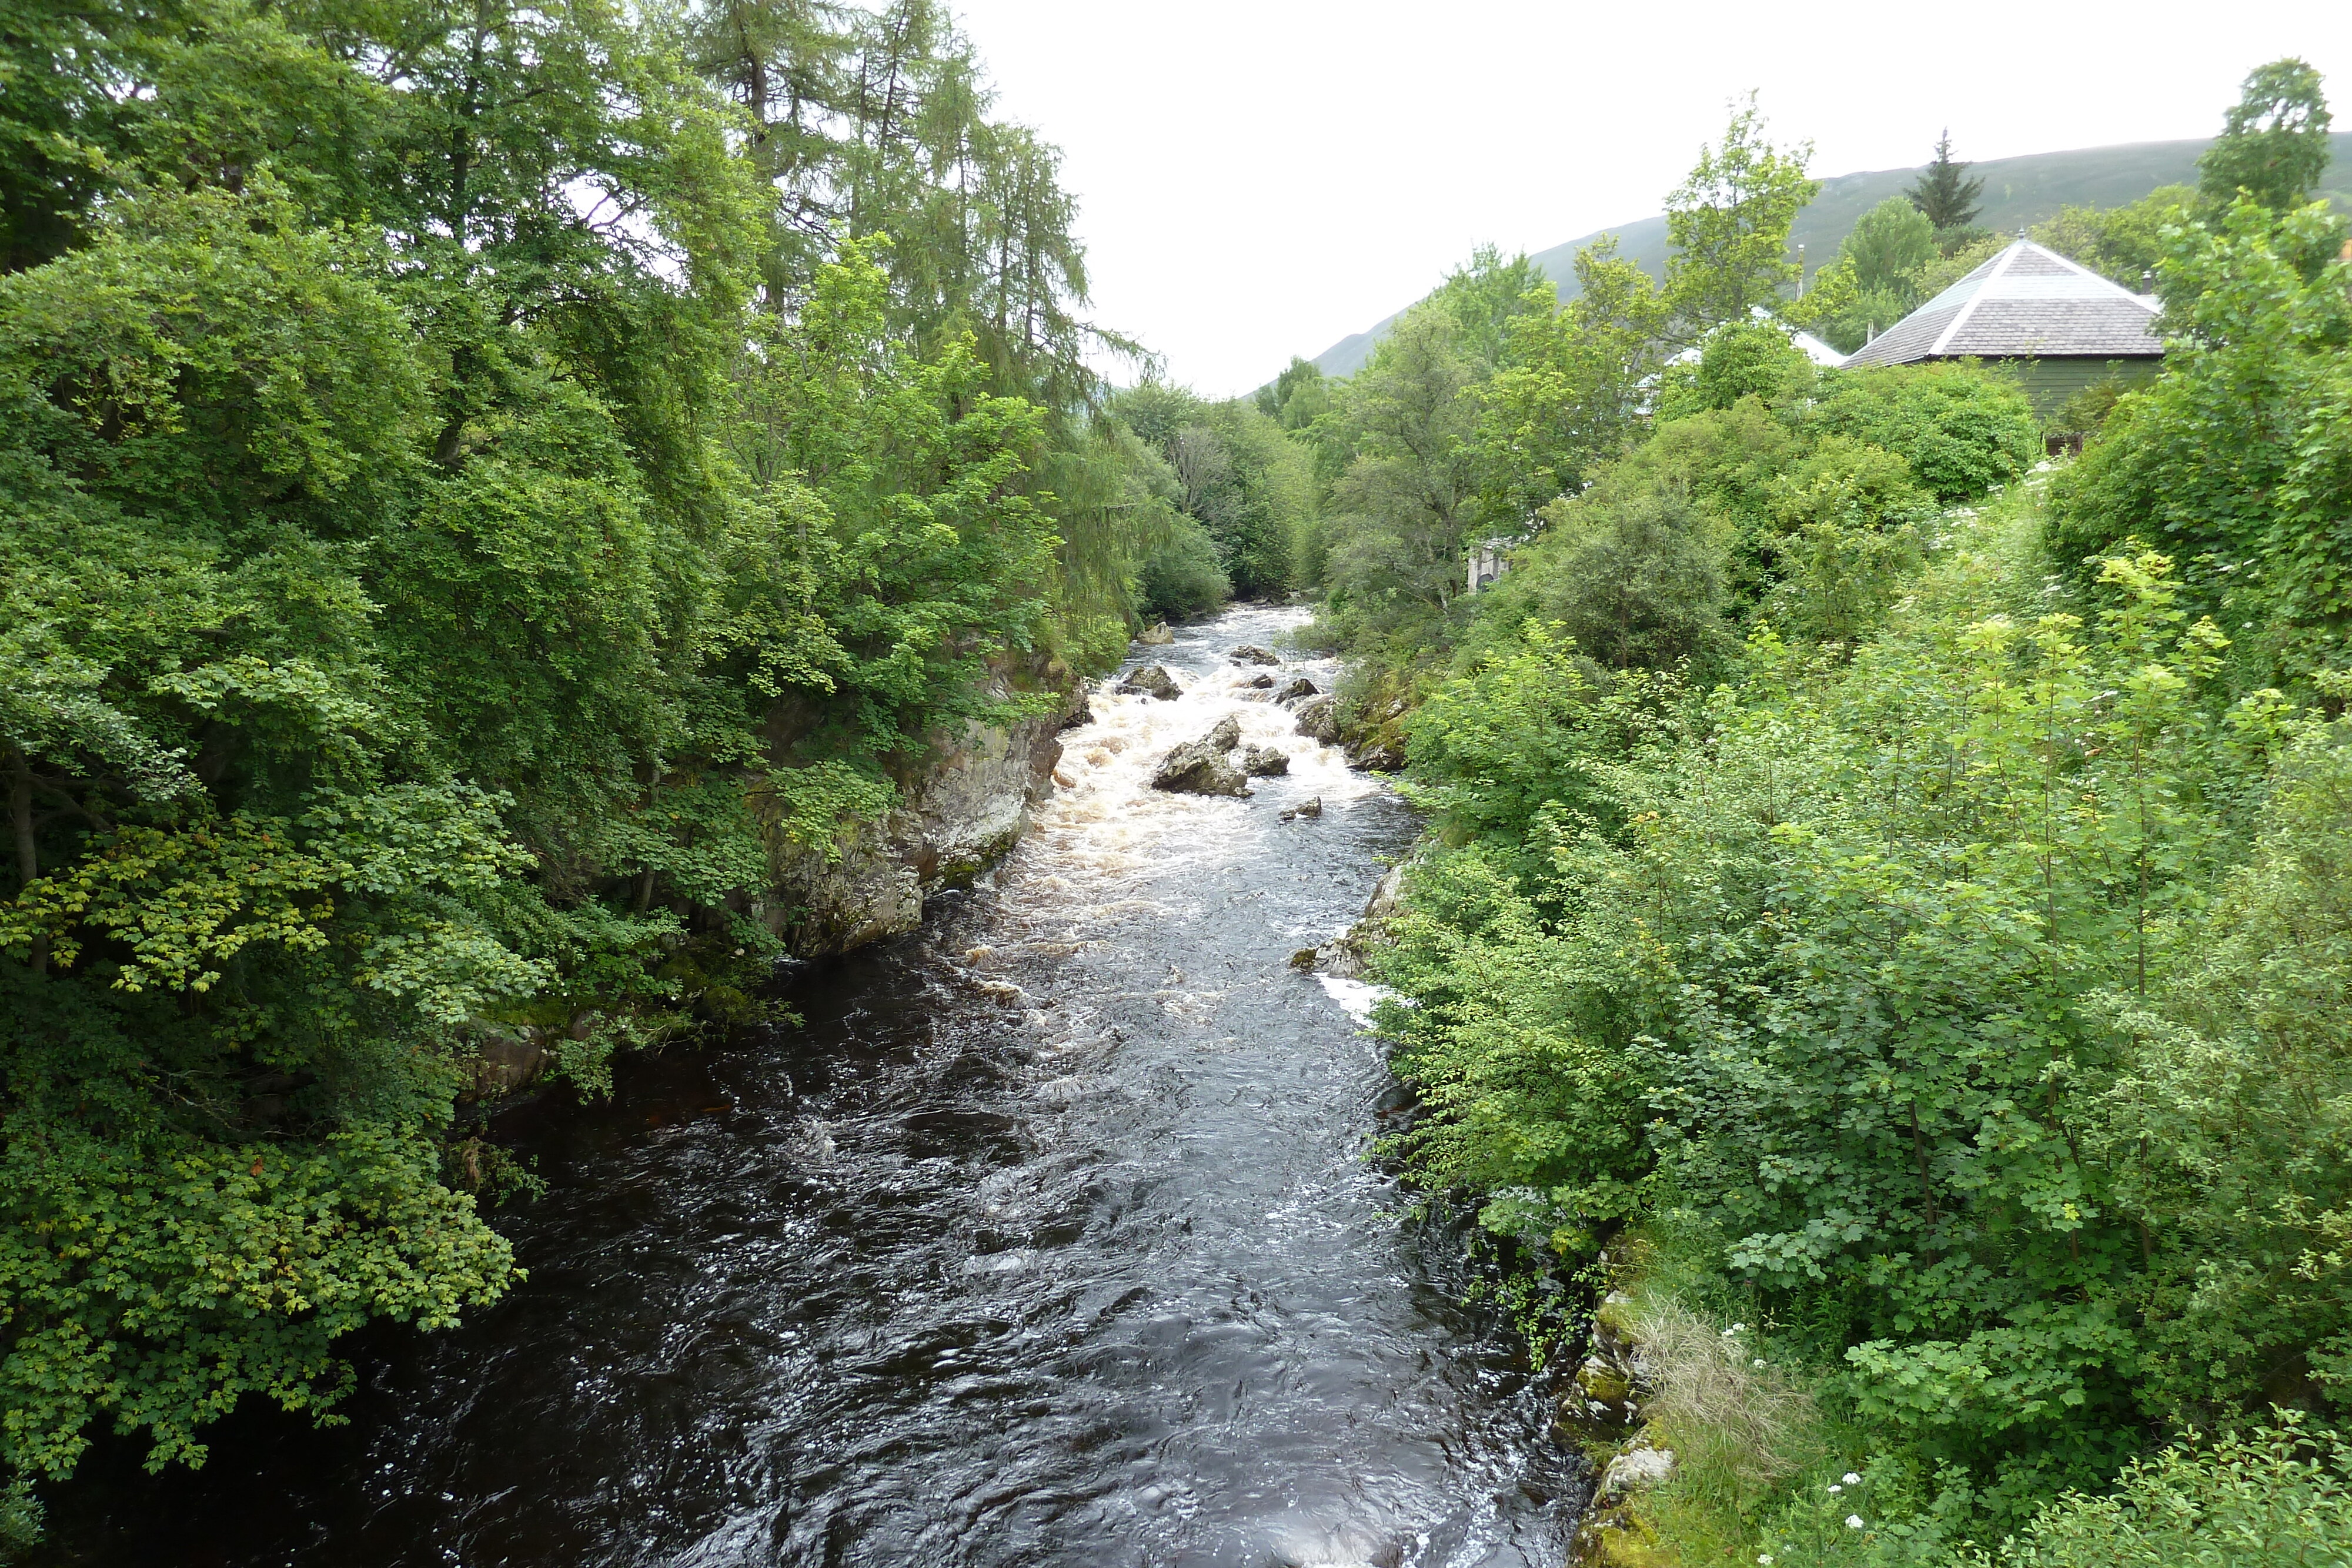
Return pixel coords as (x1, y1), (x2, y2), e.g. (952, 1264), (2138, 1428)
(1150, 715), (1250, 795)
(1241, 745), (1288, 777)
(1293, 693), (1341, 743)
(1136, 622), (1174, 645)
(1279, 797), (1322, 822)
(1275, 677), (1318, 703)
(1240, 673), (1275, 689)
(1115, 664), (1182, 700)
(1227, 644), (1280, 666)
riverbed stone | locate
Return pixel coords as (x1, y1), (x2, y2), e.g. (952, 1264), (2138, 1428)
(1227, 644), (1280, 665)
(1137, 622), (1174, 645)
(1275, 677), (1318, 702)
(1594, 1443), (1676, 1506)
(1241, 745), (1288, 777)
(1294, 694), (1341, 742)
(1115, 664), (1182, 700)
(1151, 716), (1250, 795)
(1279, 797), (1322, 822)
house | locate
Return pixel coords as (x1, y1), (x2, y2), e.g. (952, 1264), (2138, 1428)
(1789, 325), (1847, 367)
(1842, 238), (2164, 418)
(1466, 537), (1515, 595)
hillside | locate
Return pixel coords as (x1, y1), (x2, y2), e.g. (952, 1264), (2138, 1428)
(1305, 133), (2352, 379)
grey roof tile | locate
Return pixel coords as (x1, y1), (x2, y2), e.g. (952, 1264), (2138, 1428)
(1843, 239), (2163, 366)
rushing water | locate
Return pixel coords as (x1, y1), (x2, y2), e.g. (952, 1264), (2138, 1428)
(46, 607), (1582, 1568)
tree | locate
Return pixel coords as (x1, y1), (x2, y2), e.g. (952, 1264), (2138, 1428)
(1663, 96), (1819, 342)
(1256, 356), (1331, 430)
(0, 0), (1152, 1539)
(1841, 195), (1939, 296)
(2198, 58), (2334, 212)
(1907, 130), (1986, 234)
(2030, 186), (2197, 289)
(1474, 237), (1670, 524)
(1321, 306), (1486, 641)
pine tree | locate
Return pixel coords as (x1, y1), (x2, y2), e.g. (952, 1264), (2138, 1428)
(1906, 131), (1984, 233)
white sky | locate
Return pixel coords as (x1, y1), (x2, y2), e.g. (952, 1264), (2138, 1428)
(943, 0), (2349, 395)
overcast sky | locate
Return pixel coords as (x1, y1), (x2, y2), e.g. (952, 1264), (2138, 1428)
(941, 0), (2348, 395)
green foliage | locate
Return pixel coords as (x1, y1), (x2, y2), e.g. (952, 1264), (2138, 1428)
(1255, 355), (1333, 431)
(1137, 521), (1233, 621)
(1473, 238), (1669, 527)
(2030, 186), (2194, 290)
(1656, 317), (1819, 420)
(1664, 96), (1820, 340)
(2199, 58), (2336, 213)
(1965, 1416), (2352, 1567)
(0, 0), (1161, 1532)
(1361, 66), (2352, 1566)
(1105, 383), (1311, 601)
(1489, 476), (1733, 675)
(2049, 197), (2352, 680)
(1314, 302), (1491, 658)
(1908, 131), (1987, 236)
(1806, 363), (2039, 503)
(1845, 197), (1941, 296)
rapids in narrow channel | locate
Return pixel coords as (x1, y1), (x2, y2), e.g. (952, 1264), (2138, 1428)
(49, 607), (1583, 1568)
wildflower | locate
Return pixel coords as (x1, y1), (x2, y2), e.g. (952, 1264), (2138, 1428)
(1827, 1483), (1843, 1495)
(1847, 1515), (1865, 1530)
(1758, 1557), (1773, 1566)
(1753, 1358), (1766, 1369)
(1843, 1473), (1862, 1486)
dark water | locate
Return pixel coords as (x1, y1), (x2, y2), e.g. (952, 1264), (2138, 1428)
(45, 608), (1581, 1568)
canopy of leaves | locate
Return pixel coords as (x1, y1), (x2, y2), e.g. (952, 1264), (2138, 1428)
(0, 0), (1165, 1539)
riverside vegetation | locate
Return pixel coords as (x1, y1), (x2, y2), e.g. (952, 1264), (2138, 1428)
(4, 7), (2348, 1563)
(0, 0), (1336, 1545)
(1282, 61), (2352, 1567)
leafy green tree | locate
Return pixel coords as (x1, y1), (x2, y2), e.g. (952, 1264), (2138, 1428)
(1107, 385), (1309, 600)
(0, 0), (1151, 1539)
(1663, 96), (1819, 341)
(2199, 57), (2334, 212)
(2030, 185), (2196, 289)
(2050, 197), (2352, 680)
(1474, 238), (1669, 525)
(1806, 362), (2039, 503)
(1842, 195), (1939, 296)
(1319, 306), (1486, 647)
(1255, 355), (1332, 430)
(1908, 129), (1986, 238)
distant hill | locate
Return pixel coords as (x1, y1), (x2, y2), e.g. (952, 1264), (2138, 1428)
(1304, 135), (2352, 381)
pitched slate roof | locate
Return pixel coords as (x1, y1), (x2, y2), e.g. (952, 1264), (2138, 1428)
(1844, 239), (2164, 367)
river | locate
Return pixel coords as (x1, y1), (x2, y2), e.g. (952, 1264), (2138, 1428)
(45, 606), (1582, 1568)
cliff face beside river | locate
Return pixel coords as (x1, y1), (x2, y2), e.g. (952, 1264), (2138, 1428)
(763, 692), (1075, 957)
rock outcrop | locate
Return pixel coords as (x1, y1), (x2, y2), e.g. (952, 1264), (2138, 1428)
(1151, 715), (1251, 796)
(1227, 644), (1281, 666)
(1241, 744), (1288, 777)
(1295, 862), (1406, 977)
(1115, 664), (1182, 700)
(761, 679), (1075, 957)
(1275, 676), (1318, 703)
(1294, 694), (1341, 743)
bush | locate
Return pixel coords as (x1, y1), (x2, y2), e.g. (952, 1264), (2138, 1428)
(1808, 363), (2039, 502)
(1964, 1416), (2352, 1568)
